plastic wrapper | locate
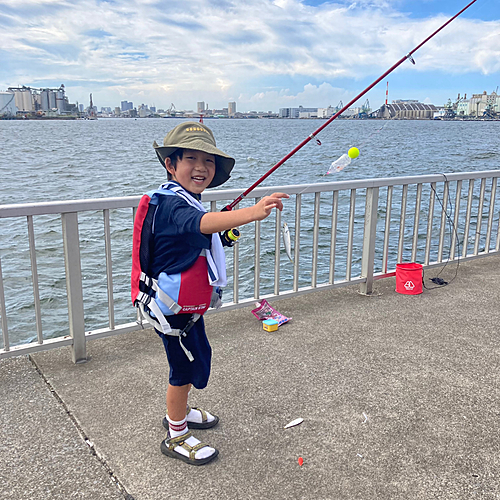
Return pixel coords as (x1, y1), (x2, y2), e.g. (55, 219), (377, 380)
(251, 299), (291, 326)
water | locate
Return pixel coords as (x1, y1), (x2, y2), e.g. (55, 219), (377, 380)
(1, 118), (499, 346)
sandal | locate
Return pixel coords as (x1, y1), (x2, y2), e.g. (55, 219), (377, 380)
(160, 431), (219, 466)
(162, 406), (220, 430)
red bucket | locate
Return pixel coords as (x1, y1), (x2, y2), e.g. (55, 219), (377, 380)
(395, 262), (423, 295)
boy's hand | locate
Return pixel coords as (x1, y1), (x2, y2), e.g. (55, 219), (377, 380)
(200, 192), (289, 234)
(252, 192), (289, 221)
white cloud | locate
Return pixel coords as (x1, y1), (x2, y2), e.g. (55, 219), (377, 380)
(237, 82), (353, 110)
(0, 0), (498, 109)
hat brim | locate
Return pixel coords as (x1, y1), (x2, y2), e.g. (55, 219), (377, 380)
(154, 139), (235, 188)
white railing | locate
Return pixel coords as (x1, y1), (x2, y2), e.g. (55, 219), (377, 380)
(1, 170), (499, 362)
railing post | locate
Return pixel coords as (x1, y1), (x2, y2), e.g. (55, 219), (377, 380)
(61, 212), (87, 363)
(360, 187), (379, 295)
(0, 256), (9, 352)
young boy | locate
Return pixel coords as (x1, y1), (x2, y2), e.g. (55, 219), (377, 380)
(149, 121), (288, 466)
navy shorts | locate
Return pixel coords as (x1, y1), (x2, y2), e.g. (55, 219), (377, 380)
(155, 314), (212, 389)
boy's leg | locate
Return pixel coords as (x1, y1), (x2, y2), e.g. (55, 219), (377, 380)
(166, 383), (191, 421)
(165, 383), (219, 428)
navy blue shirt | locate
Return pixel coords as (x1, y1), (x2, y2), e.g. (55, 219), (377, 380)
(150, 187), (211, 278)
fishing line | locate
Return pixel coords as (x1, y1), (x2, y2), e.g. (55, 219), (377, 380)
(326, 110), (404, 174)
(223, 0), (478, 211)
(423, 173), (460, 290)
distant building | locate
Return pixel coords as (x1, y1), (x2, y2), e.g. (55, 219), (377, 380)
(279, 106), (318, 118)
(377, 102), (437, 119)
(12, 88), (33, 112)
(212, 107), (228, 117)
(0, 91), (16, 116)
(299, 110), (317, 118)
(4, 84), (81, 115)
(121, 101), (133, 111)
(342, 107), (362, 117)
(228, 101), (236, 116)
(317, 106), (335, 118)
(138, 104), (151, 118)
(469, 91), (500, 116)
(114, 107), (121, 116)
(197, 101), (205, 114)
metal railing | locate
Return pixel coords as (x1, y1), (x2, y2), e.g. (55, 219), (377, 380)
(1, 170), (499, 362)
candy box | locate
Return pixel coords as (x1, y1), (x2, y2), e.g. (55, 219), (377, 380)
(263, 319), (279, 332)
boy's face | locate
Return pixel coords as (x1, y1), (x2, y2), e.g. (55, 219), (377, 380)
(165, 149), (216, 194)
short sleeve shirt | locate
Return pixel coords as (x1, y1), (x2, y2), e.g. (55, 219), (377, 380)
(150, 187), (211, 278)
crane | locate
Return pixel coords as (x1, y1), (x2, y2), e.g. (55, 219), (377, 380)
(443, 98), (456, 119)
(167, 103), (176, 116)
(358, 99), (371, 118)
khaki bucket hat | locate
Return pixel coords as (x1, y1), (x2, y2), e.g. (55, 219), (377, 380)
(153, 121), (235, 188)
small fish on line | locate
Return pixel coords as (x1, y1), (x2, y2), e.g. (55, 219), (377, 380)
(282, 222), (293, 262)
(284, 417), (304, 429)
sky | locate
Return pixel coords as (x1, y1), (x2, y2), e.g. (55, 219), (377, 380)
(1, 0), (499, 112)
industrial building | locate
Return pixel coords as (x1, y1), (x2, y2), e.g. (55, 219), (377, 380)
(279, 106), (318, 118)
(0, 92), (16, 117)
(4, 85), (74, 115)
(463, 91), (500, 117)
(377, 101), (437, 119)
(8, 85), (67, 113)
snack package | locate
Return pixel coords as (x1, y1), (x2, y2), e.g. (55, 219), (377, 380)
(251, 299), (291, 326)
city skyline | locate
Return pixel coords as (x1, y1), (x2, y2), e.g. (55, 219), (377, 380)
(1, 0), (499, 112)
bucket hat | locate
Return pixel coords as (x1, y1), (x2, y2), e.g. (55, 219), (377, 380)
(153, 121), (235, 188)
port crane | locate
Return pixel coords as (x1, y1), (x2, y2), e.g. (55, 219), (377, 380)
(443, 98), (456, 119)
(358, 99), (371, 118)
(167, 103), (177, 117)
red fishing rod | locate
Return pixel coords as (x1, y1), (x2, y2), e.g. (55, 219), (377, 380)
(223, 0), (478, 211)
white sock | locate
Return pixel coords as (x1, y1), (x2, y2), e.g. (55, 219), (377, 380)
(167, 416), (188, 438)
(187, 407), (216, 424)
(167, 416), (215, 460)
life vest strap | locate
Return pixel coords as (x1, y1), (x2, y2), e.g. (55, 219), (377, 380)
(137, 302), (198, 362)
(138, 272), (183, 315)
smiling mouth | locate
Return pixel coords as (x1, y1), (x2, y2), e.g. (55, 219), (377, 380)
(192, 176), (206, 182)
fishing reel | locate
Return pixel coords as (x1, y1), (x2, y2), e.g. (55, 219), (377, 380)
(220, 228), (241, 247)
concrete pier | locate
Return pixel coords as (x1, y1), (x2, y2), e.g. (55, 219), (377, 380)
(1, 255), (499, 500)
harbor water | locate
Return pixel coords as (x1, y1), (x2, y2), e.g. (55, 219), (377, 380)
(0, 118), (499, 346)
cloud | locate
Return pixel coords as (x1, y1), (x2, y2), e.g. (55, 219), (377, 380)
(0, 0), (498, 109)
(238, 82), (353, 109)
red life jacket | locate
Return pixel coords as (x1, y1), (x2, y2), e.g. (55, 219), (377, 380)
(131, 189), (213, 323)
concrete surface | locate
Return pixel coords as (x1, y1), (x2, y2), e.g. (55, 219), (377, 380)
(1, 254), (499, 500)
(0, 356), (125, 500)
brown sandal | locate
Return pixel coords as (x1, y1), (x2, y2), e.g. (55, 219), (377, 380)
(160, 431), (219, 466)
(163, 406), (220, 430)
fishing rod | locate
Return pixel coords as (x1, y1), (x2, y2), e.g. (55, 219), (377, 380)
(223, 0), (478, 212)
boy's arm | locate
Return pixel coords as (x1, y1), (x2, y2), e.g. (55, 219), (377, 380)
(200, 192), (289, 235)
